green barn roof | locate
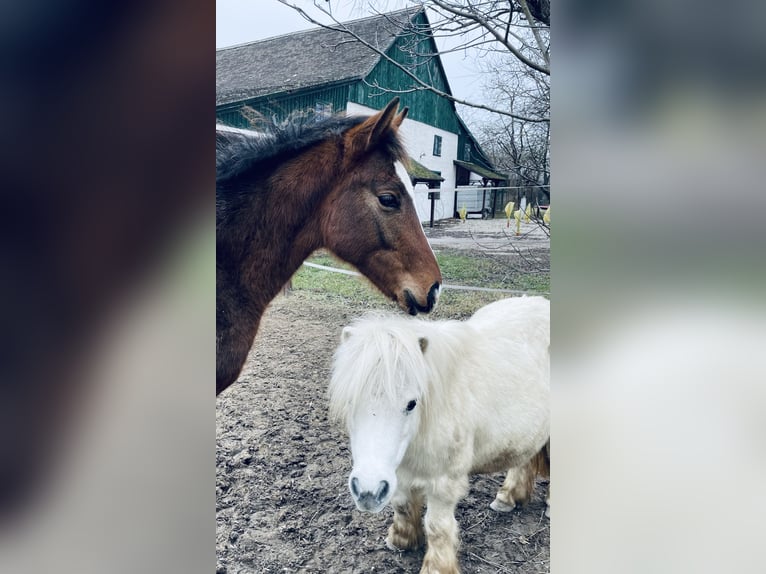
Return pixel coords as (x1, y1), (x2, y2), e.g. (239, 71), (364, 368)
(407, 158), (444, 183)
(454, 160), (508, 182)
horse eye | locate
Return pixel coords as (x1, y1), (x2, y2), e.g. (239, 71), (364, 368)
(378, 194), (400, 209)
(405, 400), (417, 412)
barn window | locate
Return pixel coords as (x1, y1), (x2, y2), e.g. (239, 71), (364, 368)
(433, 135), (442, 157)
(315, 101), (333, 119)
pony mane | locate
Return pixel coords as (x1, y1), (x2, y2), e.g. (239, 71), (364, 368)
(329, 313), (432, 423)
(329, 313), (470, 425)
(216, 111), (407, 185)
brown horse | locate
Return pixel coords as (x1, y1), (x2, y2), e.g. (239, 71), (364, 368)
(216, 98), (442, 395)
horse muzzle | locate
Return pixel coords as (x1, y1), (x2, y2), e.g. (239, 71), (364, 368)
(349, 476), (392, 513)
(402, 282), (440, 316)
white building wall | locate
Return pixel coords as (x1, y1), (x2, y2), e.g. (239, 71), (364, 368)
(346, 102), (457, 223)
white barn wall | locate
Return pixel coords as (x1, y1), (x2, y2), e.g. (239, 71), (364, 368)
(346, 102), (456, 223)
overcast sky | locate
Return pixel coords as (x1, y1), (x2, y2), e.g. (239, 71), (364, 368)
(215, 0), (488, 119)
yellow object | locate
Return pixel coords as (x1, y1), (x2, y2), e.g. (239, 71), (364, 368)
(543, 204), (551, 225)
(504, 202), (514, 227)
(514, 207), (522, 235)
(524, 204), (532, 223)
(458, 205), (467, 222)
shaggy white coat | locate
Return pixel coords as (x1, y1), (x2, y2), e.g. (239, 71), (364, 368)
(329, 296), (550, 574)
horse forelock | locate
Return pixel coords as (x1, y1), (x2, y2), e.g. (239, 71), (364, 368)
(329, 314), (432, 423)
(379, 130), (408, 166)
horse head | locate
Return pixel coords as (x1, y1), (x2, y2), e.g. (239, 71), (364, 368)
(321, 98), (442, 315)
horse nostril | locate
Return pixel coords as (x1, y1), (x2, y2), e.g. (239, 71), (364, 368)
(376, 480), (389, 502)
(427, 282), (440, 311)
(404, 290), (418, 316)
(350, 477), (360, 497)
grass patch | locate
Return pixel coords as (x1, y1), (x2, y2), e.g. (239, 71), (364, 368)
(290, 253), (388, 307)
(289, 250), (548, 319)
(430, 290), (512, 319)
(436, 252), (507, 289)
(508, 272), (550, 294)
(435, 251), (549, 294)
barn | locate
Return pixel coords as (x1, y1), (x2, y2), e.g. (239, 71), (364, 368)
(215, 7), (508, 224)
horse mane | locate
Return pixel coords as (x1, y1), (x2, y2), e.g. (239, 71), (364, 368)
(216, 111), (408, 185)
(328, 313), (467, 423)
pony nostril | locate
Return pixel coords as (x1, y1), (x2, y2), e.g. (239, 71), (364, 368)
(350, 477), (360, 497)
(376, 480), (389, 502)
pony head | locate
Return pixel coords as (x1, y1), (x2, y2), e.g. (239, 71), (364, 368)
(329, 315), (431, 513)
(321, 98), (442, 315)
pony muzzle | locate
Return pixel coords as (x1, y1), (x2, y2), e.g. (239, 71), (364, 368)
(349, 475), (393, 513)
(403, 282), (440, 316)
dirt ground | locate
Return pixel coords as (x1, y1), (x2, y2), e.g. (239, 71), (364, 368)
(216, 219), (550, 574)
(424, 217), (550, 257)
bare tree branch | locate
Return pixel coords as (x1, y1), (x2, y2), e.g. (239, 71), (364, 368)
(517, 0), (550, 67)
(523, 0), (550, 26)
(276, 0), (549, 122)
(428, 0), (549, 75)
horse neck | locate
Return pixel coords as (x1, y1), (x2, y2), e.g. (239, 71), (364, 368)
(219, 144), (338, 316)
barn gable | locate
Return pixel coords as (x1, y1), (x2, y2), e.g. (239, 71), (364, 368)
(216, 9), (419, 123)
(349, 10), (459, 134)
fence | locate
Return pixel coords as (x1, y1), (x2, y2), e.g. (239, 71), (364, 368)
(453, 185), (550, 219)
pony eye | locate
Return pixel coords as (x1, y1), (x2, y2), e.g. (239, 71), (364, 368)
(378, 194), (400, 209)
(405, 400), (417, 412)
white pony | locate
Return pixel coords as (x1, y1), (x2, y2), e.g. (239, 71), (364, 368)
(329, 296), (550, 574)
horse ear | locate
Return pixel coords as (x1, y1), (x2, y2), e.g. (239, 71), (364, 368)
(349, 97), (401, 155)
(368, 97), (401, 147)
(341, 326), (353, 342)
(393, 107), (408, 130)
(418, 337), (428, 353)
